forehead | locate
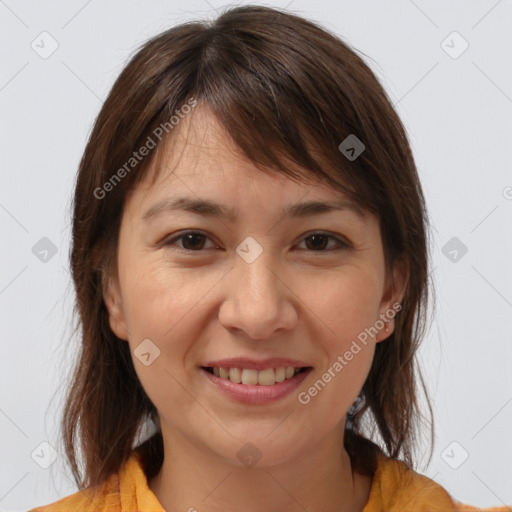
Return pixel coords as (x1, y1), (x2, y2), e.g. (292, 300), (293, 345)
(135, 104), (363, 211)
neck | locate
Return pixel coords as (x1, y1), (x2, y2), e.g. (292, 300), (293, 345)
(148, 423), (372, 512)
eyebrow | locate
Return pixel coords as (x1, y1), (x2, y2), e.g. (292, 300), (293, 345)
(141, 196), (366, 222)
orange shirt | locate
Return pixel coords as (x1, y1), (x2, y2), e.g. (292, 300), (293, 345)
(28, 450), (510, 512)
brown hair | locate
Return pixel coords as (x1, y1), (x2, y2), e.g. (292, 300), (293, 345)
(62, 4), (435, 489)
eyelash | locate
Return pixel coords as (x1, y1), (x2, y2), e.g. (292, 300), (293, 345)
(163, 230), (350, 253)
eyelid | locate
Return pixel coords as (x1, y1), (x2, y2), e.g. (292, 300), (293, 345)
(164, 230), (219, 251)
(296, 230), (351, 251)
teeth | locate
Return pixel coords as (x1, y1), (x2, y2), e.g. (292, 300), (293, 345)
(229, 368), (242, 383)
(241, 369), (258, 385)
(275, 367), (286, 382)
(257, 368), (275, 386)
(210, 366), (304, 385)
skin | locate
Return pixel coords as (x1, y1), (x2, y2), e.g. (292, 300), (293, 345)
(104, 104), (408, 512)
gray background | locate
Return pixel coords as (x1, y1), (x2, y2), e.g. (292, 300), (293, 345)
(1, 0), (511, 510)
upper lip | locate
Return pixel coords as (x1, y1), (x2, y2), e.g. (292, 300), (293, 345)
(201, 358), (312, 371)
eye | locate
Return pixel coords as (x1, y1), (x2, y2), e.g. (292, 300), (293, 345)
(165, 231), (218, 251)
(162, 230), (350, 253)
(297, 232), (350, 252)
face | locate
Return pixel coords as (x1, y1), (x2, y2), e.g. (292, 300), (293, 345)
(105, 105), (407, 467)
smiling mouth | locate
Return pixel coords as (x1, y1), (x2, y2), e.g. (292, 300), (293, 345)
(201, 366), (311, 386)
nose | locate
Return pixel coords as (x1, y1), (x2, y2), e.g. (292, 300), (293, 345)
(218, 252), (298, 340)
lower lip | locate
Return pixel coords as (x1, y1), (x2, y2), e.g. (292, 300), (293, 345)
(200, 367), (313, 404)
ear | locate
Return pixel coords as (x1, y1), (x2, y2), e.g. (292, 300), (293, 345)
(103, 272), (129, 341)
(375, 259), (409, 343)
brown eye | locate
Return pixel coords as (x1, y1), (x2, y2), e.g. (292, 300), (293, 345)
(165, 231), (216, 251)
(305, 234), (329, 250)
(299, 233), (349, 252)
(180, 233), (206, 250)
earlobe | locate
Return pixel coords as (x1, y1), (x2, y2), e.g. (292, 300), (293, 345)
(103, 275), (129, 341)
(376, 260), (409, 343)
(375, 319), (394, 343)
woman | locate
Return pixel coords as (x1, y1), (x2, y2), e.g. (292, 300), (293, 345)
(29, 5), (510, 512)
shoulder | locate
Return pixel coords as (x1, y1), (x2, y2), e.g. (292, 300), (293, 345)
(27, 451), (163, 512)
(455, 505), (512, 512)
(27, 470), (121, 512)
(364, 452), (511, 512)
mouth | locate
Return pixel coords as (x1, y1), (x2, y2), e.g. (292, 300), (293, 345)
(200, 364), (313, 404)
(201, 365), (311, 386)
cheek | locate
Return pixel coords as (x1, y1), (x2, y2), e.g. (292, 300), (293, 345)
(293, 268), (380, 405)
(119, 257), (207, 337)
(299, 326), (375, 424)
(118, 260), (225, 393)
(118, 263), (206, 416)
(294, 265), (383, 340)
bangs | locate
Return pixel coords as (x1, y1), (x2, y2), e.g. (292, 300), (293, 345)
(125, 17), (384, 218)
